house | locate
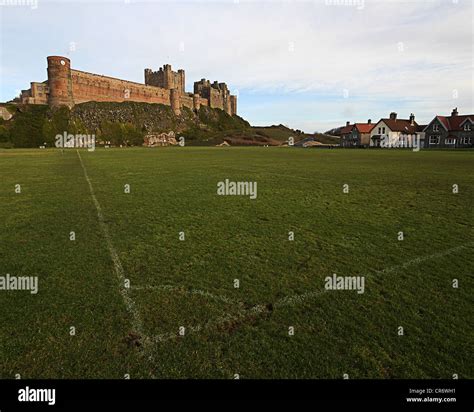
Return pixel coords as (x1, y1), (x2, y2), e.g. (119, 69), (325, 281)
(339, 120), (375, 147)
(340, 121), (354, 147)
(423, 108), (474, 148)
(351, 120), (375, 147)
(370, 112), (422, 148)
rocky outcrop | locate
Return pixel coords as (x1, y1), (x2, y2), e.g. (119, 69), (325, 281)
(71, 101), (198, 133)
(0, 107), (13, 121)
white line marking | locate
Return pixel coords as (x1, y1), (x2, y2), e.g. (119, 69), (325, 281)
(77, 151), (152, 353)
(130, 284), (245, 307)
(374, 243), (473, 275)
(152, 304), (269, 343)
(149, 242), (473, 343)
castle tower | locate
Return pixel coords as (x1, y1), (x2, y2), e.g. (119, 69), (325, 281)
(192, 94), (201, 112)
(47, 56), (73, 108)
(163, 64), (173, 89)
(224, 98), (232, 115)
(144, 68), (153, 85)
(178, 69), (185, 94)
(170, 88), (181, 115)
(230, 95), (237, 116)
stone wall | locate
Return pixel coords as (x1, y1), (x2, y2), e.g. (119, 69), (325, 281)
(20, 56), (237, 116)
(71, 69), (171, 106)
(194, 78), (236, 115)
(20, 82), (49, 104)
(179, 94), (194, 110)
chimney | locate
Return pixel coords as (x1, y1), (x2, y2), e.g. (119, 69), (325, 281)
(346, 121), (350, 127)
(409, 113), (415, 126)
(389, 112), (397, 120)
(368, 119), (372, 124)
(451, 107), (458, 117)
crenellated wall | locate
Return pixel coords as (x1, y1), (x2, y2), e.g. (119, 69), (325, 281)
(194, 78), (235, 115)
(70, 70), (170, 105)
(144, 65), (185, 94)
(21, 56), (237, 116)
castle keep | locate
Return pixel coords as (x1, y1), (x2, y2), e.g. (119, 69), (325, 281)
(19, 56), (238, 116)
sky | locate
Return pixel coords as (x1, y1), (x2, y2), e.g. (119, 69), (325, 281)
(0, 0), (473, 132)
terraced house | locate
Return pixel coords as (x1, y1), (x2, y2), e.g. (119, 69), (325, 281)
(340, 121), (375, 148)
(340, 121), (354, 147)
(423, 108), (474, 148)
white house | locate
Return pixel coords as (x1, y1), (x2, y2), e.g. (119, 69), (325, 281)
(370, 112), (424, 148)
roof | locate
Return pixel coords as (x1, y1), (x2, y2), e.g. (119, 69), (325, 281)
(354, 123), (375, 133)
(380, 118), (419, 134)
(429, 114), (474, 132)
(340, 124), (353, 135)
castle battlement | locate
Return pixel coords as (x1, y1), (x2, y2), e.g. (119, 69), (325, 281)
(18, 56), (238, 116)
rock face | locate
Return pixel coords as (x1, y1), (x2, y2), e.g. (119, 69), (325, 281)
(71, 101), (197, 133)
(0, 107), (13, 121)
(144, 131), (178, 147)
(1, 100), (256, 147)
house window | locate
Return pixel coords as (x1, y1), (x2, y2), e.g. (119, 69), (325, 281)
(382, 127), (386, 135)
(463, 137), (471, 144)
(378, 127), (381, 134)
(464, 123), (471, 131)
(429, 136), (439, 144)
(433, 124), (439, 132)
(445, 138), (456, 145)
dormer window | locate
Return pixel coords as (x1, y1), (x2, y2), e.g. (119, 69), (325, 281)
(464, 123), (471, 131)
(433, 124), (439, 131)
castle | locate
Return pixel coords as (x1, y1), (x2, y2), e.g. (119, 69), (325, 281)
(18, 56), (237, 116)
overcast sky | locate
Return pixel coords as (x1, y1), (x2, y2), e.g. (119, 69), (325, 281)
(0, 0), (472, 132)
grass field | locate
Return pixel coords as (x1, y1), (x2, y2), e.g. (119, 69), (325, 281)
(0, 147), (472, 379)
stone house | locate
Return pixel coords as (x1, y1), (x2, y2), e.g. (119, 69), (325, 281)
(351, 120), (375, 147)
(340, 122), (354, 147)
(423, 108), (474, 148)
(339, 120), (375, 147)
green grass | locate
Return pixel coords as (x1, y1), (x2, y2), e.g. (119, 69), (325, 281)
(0, 147), (472, 379)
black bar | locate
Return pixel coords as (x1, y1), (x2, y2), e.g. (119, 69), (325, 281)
(0, 379), (472, 409)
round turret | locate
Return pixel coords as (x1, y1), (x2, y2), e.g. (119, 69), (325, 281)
(170, 88), (181, 116)
(47, 56), (74, 108)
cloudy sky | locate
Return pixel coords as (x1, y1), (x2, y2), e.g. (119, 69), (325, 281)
(0, 0), (472, 132)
